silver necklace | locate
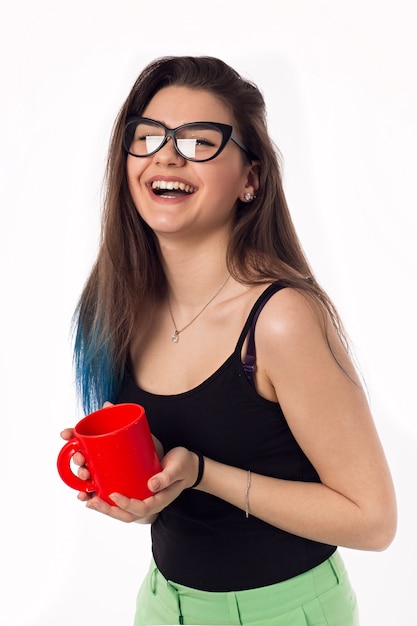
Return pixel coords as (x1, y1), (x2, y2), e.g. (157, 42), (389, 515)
(168, 275), (230, 343)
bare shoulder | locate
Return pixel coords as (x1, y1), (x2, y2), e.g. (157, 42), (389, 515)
(256, 286), (332, 346)
(254, 286), (361, 397)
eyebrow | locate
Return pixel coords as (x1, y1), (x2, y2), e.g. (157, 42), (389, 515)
(142, 117), (232, 128)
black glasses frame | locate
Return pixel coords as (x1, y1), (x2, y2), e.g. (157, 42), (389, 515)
(123, 116), (252, 162)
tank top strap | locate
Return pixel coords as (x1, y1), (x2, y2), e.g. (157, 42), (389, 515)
(236, 281), (288, 385)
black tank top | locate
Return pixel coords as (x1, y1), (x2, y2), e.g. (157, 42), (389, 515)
(117, 282), (336, 591)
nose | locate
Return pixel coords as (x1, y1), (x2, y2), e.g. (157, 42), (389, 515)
(154, 136), (185, 166)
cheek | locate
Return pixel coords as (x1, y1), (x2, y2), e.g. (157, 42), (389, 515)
(209, 166), (247, 201)
(126, 154), (147, 180)
(126, 158), (146, 198)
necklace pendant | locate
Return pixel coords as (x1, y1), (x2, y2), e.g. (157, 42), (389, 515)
(167, 274), (230, 343)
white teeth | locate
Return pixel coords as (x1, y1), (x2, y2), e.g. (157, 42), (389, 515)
(151, 180), (194, 193)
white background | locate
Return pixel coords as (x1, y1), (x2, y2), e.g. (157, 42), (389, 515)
(0, 1), (416, 624)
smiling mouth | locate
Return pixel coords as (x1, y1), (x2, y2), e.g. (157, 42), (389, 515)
(151, 180), (195, 196)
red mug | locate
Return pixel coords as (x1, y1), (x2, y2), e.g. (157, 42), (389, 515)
(57, 403), (161, 505)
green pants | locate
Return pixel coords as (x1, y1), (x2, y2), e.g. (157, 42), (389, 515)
(134, 550), (359, 625)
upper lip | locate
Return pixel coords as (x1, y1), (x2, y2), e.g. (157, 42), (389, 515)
(147, 176), (197, 194)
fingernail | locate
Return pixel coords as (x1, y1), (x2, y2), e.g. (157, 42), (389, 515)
(149, 479), (161, 492)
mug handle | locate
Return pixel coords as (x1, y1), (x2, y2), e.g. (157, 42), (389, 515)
(57, 438), (96, 494)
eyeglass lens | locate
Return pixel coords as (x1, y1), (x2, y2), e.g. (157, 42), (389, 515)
(126, 120), (225, 160)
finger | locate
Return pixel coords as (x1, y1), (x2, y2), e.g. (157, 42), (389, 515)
(86, 496), (139, 523)
(147, 468), (176, 493)
(73, 451), (86, 467)
(113, 483), (182, 516)
(60, 428), (74, 440)
(77, 466), (90, 480)
(77, 491), (92, 501)
(102, 401), (114, 408)
(108, 492), (168, 520)
(146, 447), (193, 493)
(108, 493), (149, 515)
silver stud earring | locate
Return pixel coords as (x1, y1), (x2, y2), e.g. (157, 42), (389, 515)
(243, 192), (254, 202)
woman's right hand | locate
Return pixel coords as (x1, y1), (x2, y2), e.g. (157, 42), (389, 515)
(59, 427), (91, 501)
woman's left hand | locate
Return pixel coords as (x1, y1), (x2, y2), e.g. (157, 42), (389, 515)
(85, 447), (199, 523)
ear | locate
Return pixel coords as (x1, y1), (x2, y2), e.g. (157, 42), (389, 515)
(240, 160), (260, 202)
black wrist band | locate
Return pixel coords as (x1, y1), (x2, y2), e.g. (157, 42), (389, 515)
(188, 450), (205, 489)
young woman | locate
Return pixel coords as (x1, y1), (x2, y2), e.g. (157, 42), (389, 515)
(61, 56), (396, 625)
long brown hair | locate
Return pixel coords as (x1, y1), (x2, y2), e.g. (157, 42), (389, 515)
(74, 55), (347, 413)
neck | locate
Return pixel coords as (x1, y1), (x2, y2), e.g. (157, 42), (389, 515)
(167, 262), (230, 309)
(159, 234), (230, 307)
